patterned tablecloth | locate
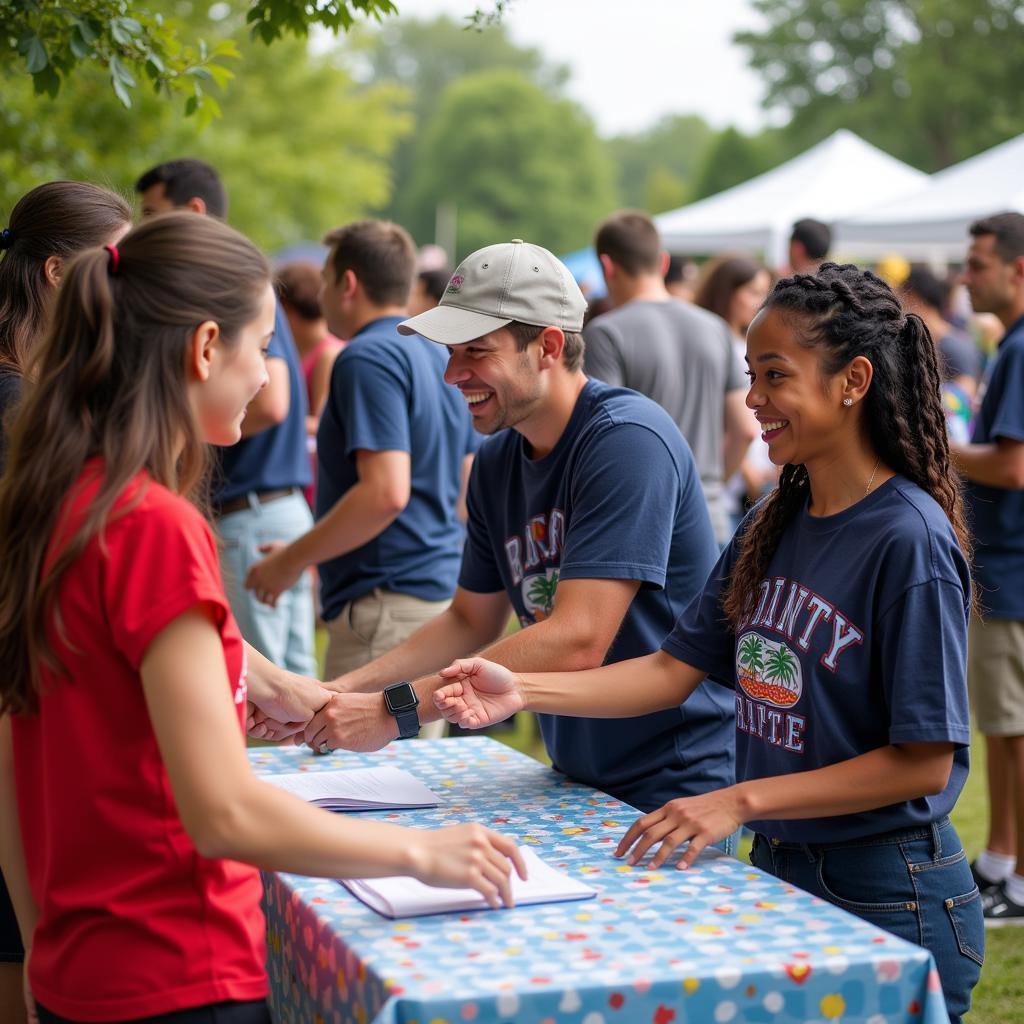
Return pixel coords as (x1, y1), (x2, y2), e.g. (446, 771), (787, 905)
(250, 738), (948, 1024)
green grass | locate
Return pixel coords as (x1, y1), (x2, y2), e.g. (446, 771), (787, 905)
(491, 720), (1021, 1023)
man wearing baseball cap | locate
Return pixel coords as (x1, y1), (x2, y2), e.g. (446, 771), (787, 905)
(290, 239), (735, 816)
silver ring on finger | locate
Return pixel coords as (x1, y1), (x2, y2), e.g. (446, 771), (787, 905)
(319, 740), (331, 755)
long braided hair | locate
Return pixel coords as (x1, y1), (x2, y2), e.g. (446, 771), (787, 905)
(720, 262), (973, 628)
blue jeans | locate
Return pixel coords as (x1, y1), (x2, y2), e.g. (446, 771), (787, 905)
(217, 491), (317, 677)
(750, 817), (983, 1024)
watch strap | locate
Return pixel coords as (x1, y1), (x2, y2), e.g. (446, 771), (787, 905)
(393, 707), (420, 740)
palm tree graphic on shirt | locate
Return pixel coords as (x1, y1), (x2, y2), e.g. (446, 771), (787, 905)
(524, 569), (559, 622)
(736, 630), (802, 708)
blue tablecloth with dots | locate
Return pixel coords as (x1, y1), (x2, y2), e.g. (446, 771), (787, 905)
(250, 738), (947, 1024)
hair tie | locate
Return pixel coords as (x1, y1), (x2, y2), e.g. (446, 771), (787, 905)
(0, 227), (13, 251)
(104, 243), (120, 276)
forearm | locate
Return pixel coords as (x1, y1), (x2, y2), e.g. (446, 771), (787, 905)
(286, 482), (403, 572)
(206, 778), (420, 877)
(0, 718), (38, 946)
(733, 743), (953, 823)
(950, 441), (1024, 489)
(338, 604), (501, 694)
(518, 649), (699, 718)
(245, 641), (291, 702)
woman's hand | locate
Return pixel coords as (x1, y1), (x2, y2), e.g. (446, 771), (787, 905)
(433, 658), (526, 729)
(407, 825), (527, 908)
(615, 787), (746, 870)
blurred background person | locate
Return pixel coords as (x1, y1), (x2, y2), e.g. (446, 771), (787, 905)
(664, 253), (699, 302)
(902, 265), (980, 397)
(275, 261), (345, 507)
(694, 254), (776, 530)
(136, 159), (317, 677)
(584, 211), (756, 545)
(901, 265), (981, 444)
(408, 267), (450, 318)
(788, 217), (831, 275)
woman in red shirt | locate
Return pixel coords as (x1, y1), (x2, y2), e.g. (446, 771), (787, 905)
(0, 212), (523, 1024)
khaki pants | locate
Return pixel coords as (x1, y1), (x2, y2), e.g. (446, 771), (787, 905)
(968, 614), (1024, 736)
(324, 588), (451, 739)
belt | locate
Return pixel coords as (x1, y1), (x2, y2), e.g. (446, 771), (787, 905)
(214, 487), (298, 518)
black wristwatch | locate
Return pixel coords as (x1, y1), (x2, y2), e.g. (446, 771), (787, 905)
(383, 681), (420, 740)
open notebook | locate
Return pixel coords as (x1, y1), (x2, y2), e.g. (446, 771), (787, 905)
(262, 766), (439, 811)
(340, 847), (597, 918)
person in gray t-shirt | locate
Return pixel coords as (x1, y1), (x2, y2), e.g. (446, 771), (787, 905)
(584, 211), (756, 543)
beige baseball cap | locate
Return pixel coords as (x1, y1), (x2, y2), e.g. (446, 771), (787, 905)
(398, 239), (587, 345)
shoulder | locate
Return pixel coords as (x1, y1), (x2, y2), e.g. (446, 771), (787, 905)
(338, 328), (410, 375)
(574, 382), (691, 466)
(992, 327), (1024, 369)
(470, 429), (519, 476)
(871, 478), (969, 592)
(120, 479), (211, 539)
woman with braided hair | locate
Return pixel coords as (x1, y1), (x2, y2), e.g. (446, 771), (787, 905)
(433, 262), (984, 1022)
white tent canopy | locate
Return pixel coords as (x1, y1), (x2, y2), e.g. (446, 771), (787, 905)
(654, 129), (927, 268)
(835, 133), (1024, 261)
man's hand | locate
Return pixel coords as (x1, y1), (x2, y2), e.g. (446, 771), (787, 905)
(614, 787), (745, 870)
(246, 673), (330, 742)
(433, 658), (525, 729)
(303, 691), (400, 753)
(245, 541), (303, 608)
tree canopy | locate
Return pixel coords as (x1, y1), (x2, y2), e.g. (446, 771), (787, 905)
(737, 0), (1024, 170)
(406, 69), (616, 257)
(1, 1), (410, 250)
(1, 0), (398, 117)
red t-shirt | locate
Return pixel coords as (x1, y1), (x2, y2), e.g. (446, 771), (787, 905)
(12, 467), (267, 1021)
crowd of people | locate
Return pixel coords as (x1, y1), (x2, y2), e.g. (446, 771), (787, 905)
(0, 157), (1022, 1024)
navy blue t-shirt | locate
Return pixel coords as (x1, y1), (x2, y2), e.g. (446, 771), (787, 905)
(459, 378), (735, 813)
(966, 315), (1024, 619)
(663, 476), (971, 843)
(316, 316), (477, 618)
(213, 301), (311, 503)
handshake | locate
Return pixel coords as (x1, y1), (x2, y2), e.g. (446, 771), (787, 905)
(247, 657), (525, 753)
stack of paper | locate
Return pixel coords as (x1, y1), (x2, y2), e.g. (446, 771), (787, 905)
(341, 847), (597, 918)
(263, 766), (439, 811)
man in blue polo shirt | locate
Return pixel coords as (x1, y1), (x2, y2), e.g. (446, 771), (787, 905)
(136, 159), (316, 676)
(951, 211), (1024, 925)
(293, 240), (735, 817)
(245, 221), (477, 730)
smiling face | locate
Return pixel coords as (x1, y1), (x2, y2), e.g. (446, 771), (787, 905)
(195, 282), (276, 445)
(744, 306), (859, 468)
(443, 326), (544, 435)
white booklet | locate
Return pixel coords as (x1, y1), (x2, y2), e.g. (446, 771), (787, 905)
(262, 766), (439, 811)
(340, 846), (597, 918)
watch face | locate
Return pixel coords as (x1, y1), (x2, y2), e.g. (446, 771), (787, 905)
(385, 682), (418, 713)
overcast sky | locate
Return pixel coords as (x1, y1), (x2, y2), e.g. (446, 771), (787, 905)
(384, 0), (773, 137)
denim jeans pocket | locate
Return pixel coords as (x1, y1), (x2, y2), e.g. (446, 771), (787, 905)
(944, 888), (985, 967)
(816, 845), (918, 911)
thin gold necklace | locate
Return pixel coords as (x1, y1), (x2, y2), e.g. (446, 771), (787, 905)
(865, 458), (881, 496)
